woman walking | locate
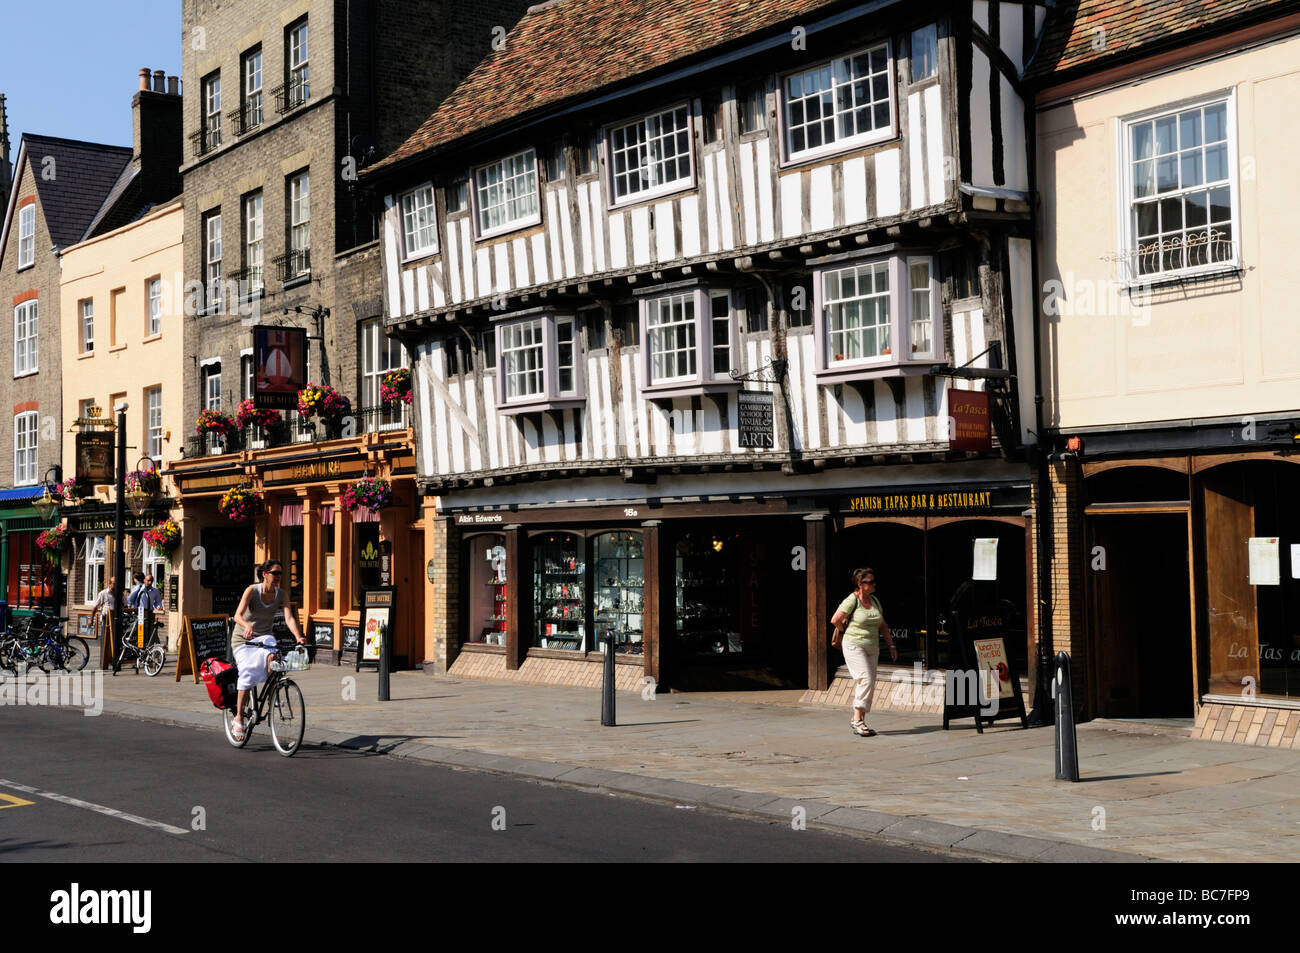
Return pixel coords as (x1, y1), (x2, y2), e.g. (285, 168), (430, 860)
(230, 559), (306, 742)
(831, 567), (897, 736)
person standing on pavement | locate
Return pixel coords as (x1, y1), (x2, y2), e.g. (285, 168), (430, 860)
(91, 575), (116, 633)
(127, 574), (163, 644)
(830, 567), (898, 737)
(229, 560), (307, 742)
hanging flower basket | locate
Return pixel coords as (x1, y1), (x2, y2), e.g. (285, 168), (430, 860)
(297, 383), (350, 419)
(124, 469), (162, 496)
(235, 399), (282, 430)
(218, 486), (261, 523)
(195, 409), (238, 437)
(36, 525), (71, 561)
(339, 476), (393, 513)
(56, 476), (89, 504)
(143, 518), (182, 552)
(380, 367), (413, 407)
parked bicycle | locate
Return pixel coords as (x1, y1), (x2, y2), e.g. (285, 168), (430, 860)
(114, 622), (166, 677)
(0, 615), (88, 673)
(223, 645), (308, 757)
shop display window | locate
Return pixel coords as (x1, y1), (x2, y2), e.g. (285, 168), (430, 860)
(280, 526), (304, 605)
(594, 532), (644, 655)
(6, 532), (52, 610)
(533, 533), (585, 650)
(321, 521), (335, 611)
(675, 531), (742, 654)
(466, 534), (507, 646)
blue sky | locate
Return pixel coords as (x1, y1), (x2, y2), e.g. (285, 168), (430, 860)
(1, 2), (180, 152)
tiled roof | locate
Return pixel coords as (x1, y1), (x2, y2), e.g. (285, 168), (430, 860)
(366, 0), (867, 175)
(1026, 0), (1300, 82)
(21, 134), (132, 248)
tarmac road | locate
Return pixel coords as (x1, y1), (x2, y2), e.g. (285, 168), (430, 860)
(0, 706), (971, 863)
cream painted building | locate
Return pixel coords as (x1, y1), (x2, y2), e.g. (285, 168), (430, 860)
(1028, 2), (1300, 738)
(58, 198), (185, 642)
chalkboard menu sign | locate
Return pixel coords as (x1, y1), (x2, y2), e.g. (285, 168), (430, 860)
(175, 615), (232, 684)
(340, 624), (360, 663)
(271, 619), (295, 656)
(311, 620), (335, 649)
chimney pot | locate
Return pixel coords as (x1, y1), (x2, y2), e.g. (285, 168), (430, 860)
(139, 68), (151, 91)
(167, 76), (179, 96)
(153, 70), (166, 92)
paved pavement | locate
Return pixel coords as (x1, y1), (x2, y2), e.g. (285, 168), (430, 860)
(72, 662), (1300, 862)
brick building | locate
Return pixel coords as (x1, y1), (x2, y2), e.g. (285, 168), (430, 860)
(169, 0), (531, 663)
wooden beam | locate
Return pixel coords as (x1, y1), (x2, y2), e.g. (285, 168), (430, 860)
(806, 514), (830, 691)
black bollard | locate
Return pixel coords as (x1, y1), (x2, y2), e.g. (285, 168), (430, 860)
(378, 622), (391, 702)
(601, 630), (616, 726)
(1053, 651), (1079, 781)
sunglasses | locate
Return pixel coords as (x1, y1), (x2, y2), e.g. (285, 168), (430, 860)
(267, 570), (283, 577)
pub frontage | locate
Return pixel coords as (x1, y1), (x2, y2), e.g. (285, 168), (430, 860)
(167, 430), (425, 667)
(435, 465), (1032, 701)
(0, 487), (58, 620)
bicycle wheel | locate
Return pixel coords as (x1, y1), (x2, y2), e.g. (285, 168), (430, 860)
(143, 644), (166, 677)
(36, 645), (58, 673)
(63, 637), (90, 672)
(270, 679), (305, 757)
(223, 697), (253, 748)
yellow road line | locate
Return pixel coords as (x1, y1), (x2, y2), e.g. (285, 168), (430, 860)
(0, 792), (35, 810)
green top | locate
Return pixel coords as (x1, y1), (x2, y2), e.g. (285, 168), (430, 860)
(837, 593), (883, 647)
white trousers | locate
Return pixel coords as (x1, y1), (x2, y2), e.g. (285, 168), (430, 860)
(842, 641), (880, 713)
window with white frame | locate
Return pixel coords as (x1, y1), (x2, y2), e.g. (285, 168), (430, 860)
(639, 287), (738, 391)
(1124, 97), (1236, 279)
(14, 411), (39, 485)
(143, 540), (168, 588)
(824, 262), (891, 363)
(783, 44), (893, 161)
(147, 278), (163, 336)
(81, 300), (94, 353)
(500, 318), (544, 401)
(146, 386), (163, 461)
(492, 312), (584, 410)
(243, 47), (263, 129)
(288, 19), (310, 105)
(243, 191), (263, 292)
(360, 319), (408, 430)
(911, 25), (938, 82)
(202, 362), (222, 451)
(474, 150), (539, 238)
(204, 212), (222, 313)
(401, 185), (438, 257)
(608, 105), (693, 203)
(17, 205), (35, 269)
(813, 253), (940, 378)
(203, 72), (222, 151)
(289, 171), (310, 274)
(14, 300), (38, 375)
(84, 536), (106, 604)
(646, 293), (696, 384)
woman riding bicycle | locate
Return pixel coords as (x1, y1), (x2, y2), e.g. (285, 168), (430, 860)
(230, 559), (306, 742)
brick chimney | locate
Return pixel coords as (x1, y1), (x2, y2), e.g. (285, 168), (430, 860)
(132, 66), (183, 204)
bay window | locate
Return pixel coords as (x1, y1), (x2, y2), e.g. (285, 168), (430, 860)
(474, 149), (540, 238)
(812, 250), (941, 381)
(1122, 95), (1238, 281)
(638, 284), (738, 396)
(493, 310), (584, 413)
(782, 43), (894, 162)
(608, 104), (694, 204)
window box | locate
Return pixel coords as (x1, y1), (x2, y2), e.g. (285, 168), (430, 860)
(780, 42), (895, 165)
(492, 309), (584, 414)
(1118, 93), (1239, 285)
(400, 184), (439, 260)
(811, 248), (942, 384)
(606, 103), (695, 207)
(636, 281), (740, 399)
(473, 149), (541, 240)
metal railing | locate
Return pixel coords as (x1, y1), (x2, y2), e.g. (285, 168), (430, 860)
(228, 99), (264, 137)
(181, 405), (409, 460)
(275, 248), (311, 283)
(189, 124), (222, 158)
(273, 76), (310, 115)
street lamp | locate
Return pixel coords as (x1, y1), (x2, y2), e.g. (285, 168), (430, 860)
(126, 457), (161, 517)
(32, 466), (64, 619)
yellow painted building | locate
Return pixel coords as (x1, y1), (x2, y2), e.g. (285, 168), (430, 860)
(58, 199), (184, 644)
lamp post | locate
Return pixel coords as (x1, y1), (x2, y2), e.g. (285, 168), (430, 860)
(112, 403), (128, 672)
(31, 465), (64, 620)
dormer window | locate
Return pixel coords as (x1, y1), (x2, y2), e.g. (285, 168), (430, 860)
(781, 43), (894, 163)
(812, 250), (941, 382)
(493, 310), (584, 414)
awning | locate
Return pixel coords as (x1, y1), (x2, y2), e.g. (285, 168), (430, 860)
(0, 486), (46, 503)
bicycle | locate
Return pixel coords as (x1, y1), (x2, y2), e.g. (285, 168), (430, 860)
(25, 615), (89, 673)
(114, 622), (166, 677)
(223, 644), (308, 757)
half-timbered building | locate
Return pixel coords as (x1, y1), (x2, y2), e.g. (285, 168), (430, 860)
(367, 0), (1049, 696)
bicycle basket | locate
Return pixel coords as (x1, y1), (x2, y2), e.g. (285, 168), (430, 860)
(271, 647), (310, 672)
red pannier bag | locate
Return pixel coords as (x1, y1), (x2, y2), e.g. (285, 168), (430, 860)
(199, 658), (238, 711)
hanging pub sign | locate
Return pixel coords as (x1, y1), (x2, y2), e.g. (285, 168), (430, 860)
(737, 391), (775, 449)
(76, 432), (115, 484)
(253, 326), (307, 410)
(357, 587), (395, 672)
(948, 388), (992, 452)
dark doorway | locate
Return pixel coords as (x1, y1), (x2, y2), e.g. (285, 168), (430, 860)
(1088, 514), (1193, 717)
